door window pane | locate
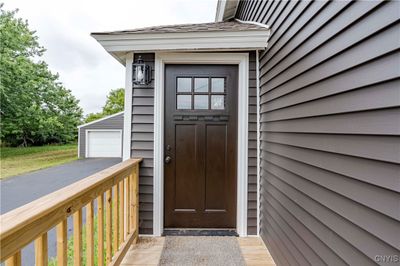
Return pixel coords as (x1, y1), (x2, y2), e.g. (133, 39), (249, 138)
(177, 95), (191, 109)
(194, 95), (208, 109)
(177, 78), (191, 92)
(194, 78), (208, 93)
(211, 78), (225, 92)
(211, 95), (225, 110)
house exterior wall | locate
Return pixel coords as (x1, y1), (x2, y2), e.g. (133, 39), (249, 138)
(131, 53), (155, 235)
(78, 113), (124, 158)
(236, 0), (400, 265)
(248, 51), (258, 235)
(131, 52), (258, 235)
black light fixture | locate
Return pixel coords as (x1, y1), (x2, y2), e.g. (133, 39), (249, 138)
(132, 56), (151, 85)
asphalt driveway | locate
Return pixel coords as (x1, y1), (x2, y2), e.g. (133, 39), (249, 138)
(0, 158), (122, 265)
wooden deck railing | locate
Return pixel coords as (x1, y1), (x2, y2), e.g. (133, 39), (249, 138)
(0, 158), (142, 266)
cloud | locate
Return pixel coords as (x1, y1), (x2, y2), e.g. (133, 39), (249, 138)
(3, 0), (215, 114)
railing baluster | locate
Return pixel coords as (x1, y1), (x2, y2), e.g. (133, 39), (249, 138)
(86, 201), (94, 266)
(112, 184), (119, 254)
(105, 189), (112, 263)
(56, 220), (67, 266)
(129, 172), (135, 233)
(34, 233), (48, 266)
(125, 176), (130, 236)
(5, 252), (21, 266)
(97, 194), (104, 266)
(133, 166), (139, 242)
(73, 209), (82, 266)
(118, 180), (124, 244)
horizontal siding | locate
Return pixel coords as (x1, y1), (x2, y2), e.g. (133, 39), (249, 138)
(248, 51), (258, 235)
(131, 53), (155, 234)
(236, 0), (400, 265)
(78, 113), (123, 158)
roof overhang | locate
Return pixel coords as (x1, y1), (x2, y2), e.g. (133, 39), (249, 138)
(78, 111), (124, 129)
(92, 28), (270, 65)
(215, 0), (239, 22)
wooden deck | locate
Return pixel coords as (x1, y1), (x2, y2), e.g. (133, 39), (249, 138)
(121, 236), (275, 266)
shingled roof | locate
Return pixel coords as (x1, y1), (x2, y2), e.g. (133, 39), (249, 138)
(91, 21), (268, 35)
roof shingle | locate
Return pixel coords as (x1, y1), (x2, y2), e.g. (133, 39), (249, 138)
(92, 21), (267, 35)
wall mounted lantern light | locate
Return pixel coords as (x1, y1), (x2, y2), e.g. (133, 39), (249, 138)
(132, 56), (151, 86)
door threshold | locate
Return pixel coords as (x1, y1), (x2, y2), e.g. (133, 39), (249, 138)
(163, 228), (238, 236)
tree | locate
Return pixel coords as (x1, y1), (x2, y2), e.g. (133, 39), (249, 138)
(84, 88), (124, 123)
(85, 112), (104, 123)
(102, 88), (124, 115)
(0, 6), (83, 146)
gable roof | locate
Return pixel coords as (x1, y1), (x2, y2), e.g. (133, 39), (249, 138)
(92, 20), (270, 64)
(77, 111), (124, 129)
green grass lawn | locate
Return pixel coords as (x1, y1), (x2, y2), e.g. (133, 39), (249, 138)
(0, 144), (78, 179)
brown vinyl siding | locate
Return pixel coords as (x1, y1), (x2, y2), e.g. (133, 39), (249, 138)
(131, 53), (155, 234)
(236, 0), (400, 265)
(78, 113), (123, 158)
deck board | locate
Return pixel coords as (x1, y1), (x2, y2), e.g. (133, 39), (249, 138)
(121, 236), (275, 266)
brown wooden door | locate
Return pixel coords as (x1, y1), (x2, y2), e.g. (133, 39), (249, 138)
(164, 65), (238, 229)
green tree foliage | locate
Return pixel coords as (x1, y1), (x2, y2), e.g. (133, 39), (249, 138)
(102, 88), (124, 115)
(84, 112), (104, 123)
(0, 6), (83, 146)
(84, 88), (124, 123)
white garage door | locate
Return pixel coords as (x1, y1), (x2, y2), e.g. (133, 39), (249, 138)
(87, 130), (122, 158)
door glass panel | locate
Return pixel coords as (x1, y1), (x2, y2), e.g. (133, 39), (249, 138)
(177, 78), (191, 92)
(177, 95), (191, 109)
(211, 78), (225, 92)
(194, 78), (208, 93)
(194, 95), (208, 109)
(211, 95), (225, 110)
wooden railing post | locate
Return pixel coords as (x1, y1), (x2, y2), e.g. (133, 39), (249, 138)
(112, 184), (119, 254)
(97, 194), (104, 266)
(56, 220), (67, 266)
(5, 252), (21, 266)
(34, 233), (48, 266)
(118, 180), (124, 245)
(105, 189), (112, 263)
(73, 209), (82, 266)
(86, 201), (94, 266)
(133, 165), (139, 242)
(124, 177), (130, 237)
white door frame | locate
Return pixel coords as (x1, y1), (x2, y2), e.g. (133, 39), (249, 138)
(85, 129), (123, 158)
(153, 52), (249, 236)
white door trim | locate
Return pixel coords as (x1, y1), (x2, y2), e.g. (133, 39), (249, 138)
(153, 52), (249, 236)
(85, 129), (123, 158)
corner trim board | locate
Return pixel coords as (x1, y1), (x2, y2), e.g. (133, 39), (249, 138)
(256, 50), (261, 236)
(123, 53), (134, 161)
(153, 52), (249, 236)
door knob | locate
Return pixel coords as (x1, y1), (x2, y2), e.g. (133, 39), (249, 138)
(164, 156), (172, 164)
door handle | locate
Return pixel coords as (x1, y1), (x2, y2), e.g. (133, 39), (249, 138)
(164, 156), (172, 164)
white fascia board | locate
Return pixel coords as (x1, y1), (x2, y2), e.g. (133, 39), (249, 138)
(77, 111), (124, 129)
(215, 0), (227, 22)
(92, 30), (270, 53)
(215, 0), (239, 22)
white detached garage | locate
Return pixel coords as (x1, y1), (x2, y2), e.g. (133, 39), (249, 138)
(78, 112), (124, 158)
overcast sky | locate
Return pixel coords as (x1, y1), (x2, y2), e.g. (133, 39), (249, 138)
(3, 0), (216, 114)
